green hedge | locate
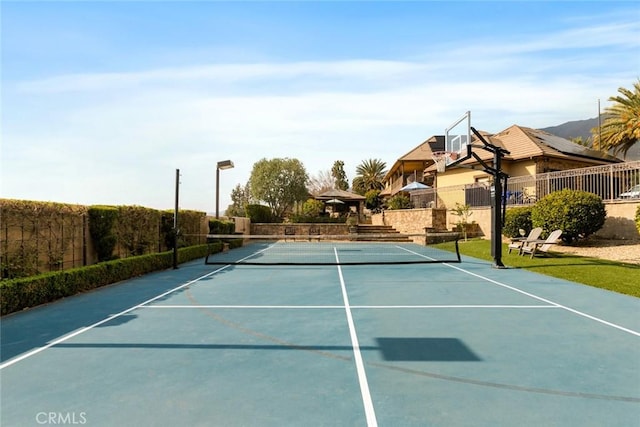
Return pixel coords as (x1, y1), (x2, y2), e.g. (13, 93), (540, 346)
(0, 243), (219, 316)
(209, 219), (235, 234)
(246, 204), (277, 223)
(88, 206), (119, 261)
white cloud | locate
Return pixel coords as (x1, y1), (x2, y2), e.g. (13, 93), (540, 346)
(3, 12), (638, 212)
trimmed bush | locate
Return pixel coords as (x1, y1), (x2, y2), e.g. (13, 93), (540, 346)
(209, 219), (235, 234)
(636, 205), (640, 235)
(503, 206), (533, 238)
(0, 243), (219, 316)
(245, 204), (276, 223)
(531, 189), (606, 244)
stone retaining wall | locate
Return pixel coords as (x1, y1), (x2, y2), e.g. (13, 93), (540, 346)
(372, 201), (639, 241)
(251, 223), (348, 237)
(371, 208), (448, 234)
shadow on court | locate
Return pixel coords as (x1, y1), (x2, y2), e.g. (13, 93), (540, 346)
(376, 337), (481, 361)
(48, 337), (480, 362)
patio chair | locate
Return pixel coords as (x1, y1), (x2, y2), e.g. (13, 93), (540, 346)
(520, 229), (563, 258)
(508, 227), (542, 254)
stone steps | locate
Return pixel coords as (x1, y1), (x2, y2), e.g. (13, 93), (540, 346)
(353, 225), (412, 242)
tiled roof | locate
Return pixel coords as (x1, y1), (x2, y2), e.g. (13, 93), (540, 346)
(316, 189), (366, 200)
(425, 125), (620, 171)
(383, 136), (444, 181)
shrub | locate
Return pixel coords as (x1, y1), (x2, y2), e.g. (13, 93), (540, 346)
(636, 205), (640, 235)
(209, 219), (235, 235)
(365, 190), (383, 212)
(503, 206), (533, 238)
(245, 204), (276, 223)
(386, 194), (412, 210)
(301, 199), (325, 217)
(531, 189), (606, 244)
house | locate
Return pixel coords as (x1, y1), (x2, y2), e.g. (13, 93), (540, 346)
(381, 135), (445, 197)
(382, 125), (622, 199)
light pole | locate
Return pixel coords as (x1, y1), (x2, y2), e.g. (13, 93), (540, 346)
(216, 160), (234, 219)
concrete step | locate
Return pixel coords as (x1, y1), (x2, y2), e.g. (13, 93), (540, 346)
(353, 225), (412, 242)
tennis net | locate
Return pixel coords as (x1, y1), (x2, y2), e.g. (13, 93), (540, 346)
(204, 233), (461, 266)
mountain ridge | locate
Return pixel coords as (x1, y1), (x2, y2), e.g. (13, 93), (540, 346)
(540, 116), (639, 161)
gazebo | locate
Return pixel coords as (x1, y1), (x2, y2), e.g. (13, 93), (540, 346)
(315, 189), (366, 218)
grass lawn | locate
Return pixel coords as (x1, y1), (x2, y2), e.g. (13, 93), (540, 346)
(435, 239), (640, 298)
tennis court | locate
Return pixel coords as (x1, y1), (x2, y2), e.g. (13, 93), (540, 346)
(1, 238), (639, 426)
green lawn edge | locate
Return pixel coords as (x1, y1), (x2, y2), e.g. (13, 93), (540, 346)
(434, 239), (640, 298)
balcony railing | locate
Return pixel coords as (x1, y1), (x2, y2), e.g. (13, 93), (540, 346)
(408, 160), (640, 209)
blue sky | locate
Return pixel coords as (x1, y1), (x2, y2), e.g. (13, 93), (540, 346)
(2, 1), (639, 214)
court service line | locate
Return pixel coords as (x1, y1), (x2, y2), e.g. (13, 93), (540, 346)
(334, 248), (378, 427)
(447, 264), (640, 337)
(142, 304), (559, 310)
(0, 265), (233, 370)
(144, 305), (346, 309)
(397, 246), (640, 337)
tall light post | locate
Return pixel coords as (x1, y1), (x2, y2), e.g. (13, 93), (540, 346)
(216, 160), (234, 219)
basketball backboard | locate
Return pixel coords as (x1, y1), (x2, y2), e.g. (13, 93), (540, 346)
(444, 111), (471, 162)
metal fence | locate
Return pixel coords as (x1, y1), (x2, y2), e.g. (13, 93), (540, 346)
(409, 160), (640, 209)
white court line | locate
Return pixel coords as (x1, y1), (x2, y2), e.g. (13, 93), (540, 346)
(142, 304), (558, 310)
(398, 246), (640, 337)
(335, 248), (378, 427)
(352, 305), (559, 309)
(0, 264), (234, 370)
(144, 305), (346, 309)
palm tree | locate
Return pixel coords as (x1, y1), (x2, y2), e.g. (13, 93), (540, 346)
(592, 80), (640, 157)
(352, 159), (387, 195)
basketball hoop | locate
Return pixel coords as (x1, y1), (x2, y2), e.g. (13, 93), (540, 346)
(432, 151), (451, 173)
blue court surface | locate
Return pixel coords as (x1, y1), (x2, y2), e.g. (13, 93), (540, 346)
(1, 241), (639, 426)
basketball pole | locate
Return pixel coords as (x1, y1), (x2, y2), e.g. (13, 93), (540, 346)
(447, 127), (510, 268)
(471, 127), (509, 268)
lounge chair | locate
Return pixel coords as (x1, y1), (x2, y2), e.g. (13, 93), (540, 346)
(520, 229), (563, 258)
(508, 227), (542, 254)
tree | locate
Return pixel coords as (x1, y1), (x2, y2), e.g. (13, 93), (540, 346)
(364, 189), (383, 212)
(226, 183), (253, 217)
(307, 170), (334, 196)
(592, 80), (640, 157)
(571, 136), (592, 148)
(352, 158), (387, 195)
(386, 193), (412, 209)
(331, 160), (349, 191)
(248, 158), (309, 219)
